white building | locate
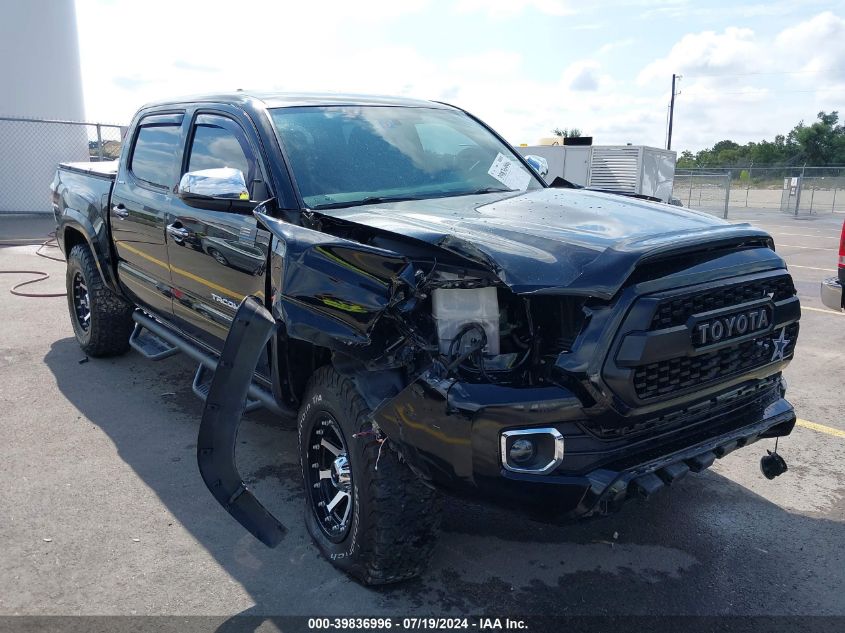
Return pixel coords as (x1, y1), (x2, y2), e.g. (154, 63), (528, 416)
(0, 0), (88, 213)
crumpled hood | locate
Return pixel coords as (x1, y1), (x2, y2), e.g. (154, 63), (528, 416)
(315, 188), (773, 298)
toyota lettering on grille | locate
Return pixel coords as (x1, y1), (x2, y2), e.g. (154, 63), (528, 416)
(696, 307), (771, 346)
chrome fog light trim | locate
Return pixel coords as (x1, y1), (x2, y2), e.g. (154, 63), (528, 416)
(500, 428), (564, 474)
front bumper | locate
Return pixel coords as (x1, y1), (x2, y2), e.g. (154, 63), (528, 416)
(500, 397), (795, 518)
(821, 276), (843, 311)
(373, 373), (795, 518)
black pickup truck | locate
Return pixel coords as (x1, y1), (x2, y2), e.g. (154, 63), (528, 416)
(52, 92), (800, 585)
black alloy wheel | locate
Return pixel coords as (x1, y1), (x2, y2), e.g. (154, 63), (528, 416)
(306, 413), (354, 542)
(71, 271), (91, 332)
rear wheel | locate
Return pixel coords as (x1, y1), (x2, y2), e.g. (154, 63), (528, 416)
(66, 244), (134, 357)
(298, 366), (441, 585)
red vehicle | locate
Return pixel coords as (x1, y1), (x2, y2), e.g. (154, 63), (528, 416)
(820, 219), (845, 311)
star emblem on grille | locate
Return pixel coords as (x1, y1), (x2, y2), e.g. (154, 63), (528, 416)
(770, 328), (790, 362)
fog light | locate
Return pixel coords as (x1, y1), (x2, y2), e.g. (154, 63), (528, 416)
(500, 428), (565, 475)
(509, 438), (536, 464)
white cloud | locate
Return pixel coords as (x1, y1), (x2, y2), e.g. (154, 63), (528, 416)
(74, 0), (433, 122)
(628, 11), (845, 150)
(563, 60), (601, 91)
(637, 27), (758, 85)
(70, 1), (845, 153)
(640, 0), (818, 20)
(776, 11), (845, 82)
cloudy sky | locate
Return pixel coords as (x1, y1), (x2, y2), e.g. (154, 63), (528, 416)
(75, 0), (845, 152)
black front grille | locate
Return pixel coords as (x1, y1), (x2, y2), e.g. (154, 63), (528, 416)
(651, 276), (795, 329)
(588, 375), (780, 439)
(633, 322), (798, 400)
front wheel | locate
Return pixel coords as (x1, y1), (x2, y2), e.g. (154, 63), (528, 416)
(298, 367), (441, 585)
(66, 244), (134, 357)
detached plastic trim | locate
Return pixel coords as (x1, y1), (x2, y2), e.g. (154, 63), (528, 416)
(197, 296), (286, 548)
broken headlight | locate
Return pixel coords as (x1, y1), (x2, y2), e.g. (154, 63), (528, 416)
(432, 287), (500, 357)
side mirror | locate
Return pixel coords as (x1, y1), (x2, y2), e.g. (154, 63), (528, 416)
(524, 155), (549, 178)
(178, 167), (249, 202)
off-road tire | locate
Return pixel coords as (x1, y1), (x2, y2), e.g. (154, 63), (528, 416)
(66, 244), (134, 357)
(298, 366), (441, 585)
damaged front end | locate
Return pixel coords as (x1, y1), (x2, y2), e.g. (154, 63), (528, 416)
(196, 205), (591, 541)
(256, 208), (593, 404)
(199, 203), (799, 543)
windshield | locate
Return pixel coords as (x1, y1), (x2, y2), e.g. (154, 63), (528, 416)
(270, 105), (543, 209)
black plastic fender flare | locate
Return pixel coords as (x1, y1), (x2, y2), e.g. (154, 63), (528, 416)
(197, 296), (286, 547)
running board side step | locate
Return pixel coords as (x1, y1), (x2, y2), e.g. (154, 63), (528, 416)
(129, 322), (179, 360)
(197, 296), (287, 547)
(192, 364), (262, 414)
(130, 310), (290, 418)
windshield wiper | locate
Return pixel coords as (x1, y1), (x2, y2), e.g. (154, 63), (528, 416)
(311, 188), (515, 210)
(311, 195), (426, 210)
(443, 187), (515, 198)
(469, 187), (513, 195)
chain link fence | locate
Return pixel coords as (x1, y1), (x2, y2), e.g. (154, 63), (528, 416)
(738, 166), (845, 216)
(0, 116), (125, 214)
(674, 166), (845, 218)
(672, 171), (731, 218)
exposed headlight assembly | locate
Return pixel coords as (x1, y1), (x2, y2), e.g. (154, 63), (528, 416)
(432, 287), (500, 357)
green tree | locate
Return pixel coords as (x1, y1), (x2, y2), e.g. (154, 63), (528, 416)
(712, 140), (740, 153)
(677, 150), (696, 168)
(552, 127), (583, 138)
(748, 139), (785, 165)
(677, 111), (845, 167)
(792, 111), (841, 164)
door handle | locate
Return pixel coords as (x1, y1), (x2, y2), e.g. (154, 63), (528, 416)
(166, 223), (189, 239)
(112, 204), (129, 218)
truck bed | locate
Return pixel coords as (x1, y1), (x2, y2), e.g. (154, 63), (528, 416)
(58, 161), (118, 180)
(52, 162), (116, 243)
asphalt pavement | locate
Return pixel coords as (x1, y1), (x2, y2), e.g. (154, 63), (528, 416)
(0, 211), (843, 621)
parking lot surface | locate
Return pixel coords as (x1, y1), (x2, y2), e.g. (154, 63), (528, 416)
(0, 211), (843, 619)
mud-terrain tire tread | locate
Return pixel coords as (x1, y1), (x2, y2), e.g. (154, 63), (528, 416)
(66, 244), (134, 357)
(299, 366), (441, 585)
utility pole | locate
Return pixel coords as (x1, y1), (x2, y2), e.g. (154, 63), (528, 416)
(667, 73), (681, 150)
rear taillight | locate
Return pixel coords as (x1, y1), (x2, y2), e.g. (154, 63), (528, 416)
(839, 220), (845, 268)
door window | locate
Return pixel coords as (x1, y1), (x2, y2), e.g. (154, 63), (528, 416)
(188, 125), (251, 176)
(130, 124), (182, 187)
(186, 116), (256, 193)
